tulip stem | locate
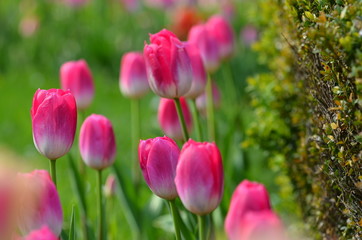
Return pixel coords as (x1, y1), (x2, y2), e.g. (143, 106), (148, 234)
(49, 159), (57, 187)
(168, 200), (181, 240)
(97, 170), (105, 240)
(190, 99), (203, 141)
(174, 98), (190, 142)
(198, 215), (206, 240)
(131, 99), (141, 188)
(206, 74), (215, 142)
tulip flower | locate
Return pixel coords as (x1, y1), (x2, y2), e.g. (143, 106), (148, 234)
(227, 210), (285, 240)
(23, 225), (58, 240)
(207, 15), (235, 60)
(138, 136), (180, 200)
(144, 29), (192, 99)
(188, 24), (220, 72)
(0, 177), (15, 239)
(184, 42), (207, 99)
(119, 52), (149, 98)
(196, 81), (221, 116)
(175, 139), (224, 215)
(225, 180), (271, 239)
(104, 174), (117, 198)
(31, 89), (77, 161)
(121, 0), (139, 12)
(17, 170), (63, 237)
(60, 59), (95, 110)
(79, 114), (116, 170)
(240, 25), (258, 46)
(158, 98), (192, 141)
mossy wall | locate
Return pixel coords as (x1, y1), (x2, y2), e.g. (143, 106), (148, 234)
(246, 0), (362, 238)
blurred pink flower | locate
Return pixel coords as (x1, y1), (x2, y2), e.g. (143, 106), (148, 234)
(17, 170), (63, 237)
(240, 25), (259, 46)
(104, 174), (117, 197)
(121, 0), (140, 12)
(19, 16), (39, 37)
(62, 0), (89, 7)
(23, 225), (58, 240)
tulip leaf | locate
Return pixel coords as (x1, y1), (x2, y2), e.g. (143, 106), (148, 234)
(112, 164), (141, 239)
(69, 205), (76, 240)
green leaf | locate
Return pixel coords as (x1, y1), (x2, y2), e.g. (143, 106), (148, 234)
(69, 205), (76, 240)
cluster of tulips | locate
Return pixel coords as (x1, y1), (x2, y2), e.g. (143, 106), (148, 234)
(1, 13), (286, 240)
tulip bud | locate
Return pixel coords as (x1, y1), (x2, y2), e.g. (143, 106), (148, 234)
(60, 59), (95, 110)
(196, 81), (221, 115)
(23, 225), (58, 240)
(158, 98), (192, 141)
(207, 15), (235, 60)
(225, 180), (271, 239)
(17, 170), (63, 236)
(138, 136), (180, 200)
(119, 52), (149, 98)
(175, 140), (224, 215)
(144, 29), (192, 98)
(104, 174), (117, 198)
(183, 42), (207, 99)
(188, 23), (220, 72)
(31, 89), (77, 160)
(79, 114), (117, 170)
(228, 211), (285, 240)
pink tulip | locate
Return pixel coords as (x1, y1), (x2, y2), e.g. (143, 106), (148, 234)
(158, 98), (192, 141)
(31, 89), (77, 160)
(207, 15), (235, 59)
(62, 0), (89, 7)
(240, 25), (258, 46)
(196, 81), (221, 115)
(60, 59), (95, 110)
(225, 180), (271, 239)
(175, 140), (223, 215)
(183, 42), (207, 99)
(104, 174), (117, 197)
(139, 136), (180, 200)
(228, 210), (285, 240)
(0, 177), (15, 239)
(119, 52), (149, 98)
(23, 225), (58, 240)
(121, 0), (139, 12)
(188, 23), (220, 72)
(79, 114), (117, 170)
(17, 170), (63, 236)
(144, 29), (192, 98)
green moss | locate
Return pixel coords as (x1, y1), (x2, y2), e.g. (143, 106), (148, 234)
(247, 0), (362, 238)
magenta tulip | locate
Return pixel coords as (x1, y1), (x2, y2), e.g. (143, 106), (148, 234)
(31, 89), (77, 160)
(79, 114), (116, 170)
(183, 42), (207, 99)
(119, 52), (149, 98)
(17, 170), (63, 236)
(225, 180), (271, 239)
(175, 140), (223, 215)
(207, 15), (235, 59)
(23, 225), (58, 240)
(60, 59), (95, 110)
(188, 24), (220, 72)
(227, 210), (285, 240)
(139, 136), (180, 200)
(158, 98), (192, 141)
(144, 29), (192, 98)
(196, 81), (221, 115)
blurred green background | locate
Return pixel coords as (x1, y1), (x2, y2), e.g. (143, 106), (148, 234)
(0, 0), (301, 239)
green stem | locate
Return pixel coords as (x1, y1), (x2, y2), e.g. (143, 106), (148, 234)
(97, 170), (105, 240)
(78, 111), (86, 175)
(190, 99), (203, 141)
(198, 215), (206, 240)
(206, 74), (215, 142)
(49, 159), (57, 188)
(168, 200), (181, 240)
(131, 99), (141, 187)
(173, 98), (190, 142)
